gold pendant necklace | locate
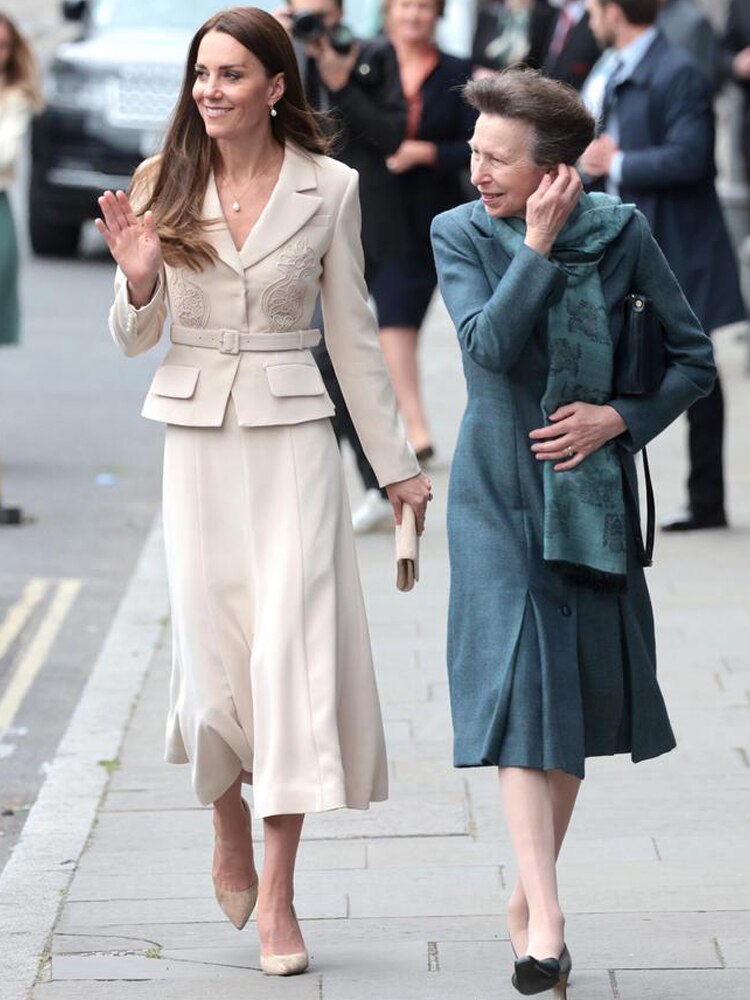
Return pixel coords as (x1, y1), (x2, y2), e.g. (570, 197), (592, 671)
(220, 153), (279, 213)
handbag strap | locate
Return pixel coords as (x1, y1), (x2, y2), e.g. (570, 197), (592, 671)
(623, 447), (655, 568)
(642, 447), (656, 566)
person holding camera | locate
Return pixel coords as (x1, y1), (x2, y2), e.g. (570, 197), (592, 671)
(276, 0), (411, 532)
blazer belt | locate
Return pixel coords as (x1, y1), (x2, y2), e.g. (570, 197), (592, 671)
(170, 325), (321, 355)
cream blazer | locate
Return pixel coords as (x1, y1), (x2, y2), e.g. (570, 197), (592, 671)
(109, 143), (418, 487)
(0, 88), (32, 191)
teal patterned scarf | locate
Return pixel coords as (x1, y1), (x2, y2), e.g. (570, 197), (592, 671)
(491, 192), (636, 590)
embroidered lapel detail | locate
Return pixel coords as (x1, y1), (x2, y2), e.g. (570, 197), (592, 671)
(200, 144), (323, 277)
(240, 145), (323, 270)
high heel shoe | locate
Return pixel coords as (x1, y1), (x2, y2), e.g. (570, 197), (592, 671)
(260, 905), (309, 976)
(212, 798), (258, 930)
(512, 945), (571, 997)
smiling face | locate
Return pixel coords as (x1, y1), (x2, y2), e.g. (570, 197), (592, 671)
(192, 30), (284, 142)
(469, 113), (548, 218)
(386, 0), (441, 46)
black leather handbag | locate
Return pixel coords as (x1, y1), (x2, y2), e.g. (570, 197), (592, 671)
(614, 293), (666, 396)
(615, 293), (666, 567)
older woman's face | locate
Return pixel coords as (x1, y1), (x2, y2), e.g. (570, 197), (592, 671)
(469, 114), (548, 219)
(386, 0), (441, 46)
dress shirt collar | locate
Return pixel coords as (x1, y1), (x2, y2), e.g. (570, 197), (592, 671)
(612, 26), (659, 83)
(547, 0), (586, 23)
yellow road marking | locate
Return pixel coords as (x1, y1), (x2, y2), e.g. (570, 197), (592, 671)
(0, 579), (82, 733)
(0, 578), (51, 661)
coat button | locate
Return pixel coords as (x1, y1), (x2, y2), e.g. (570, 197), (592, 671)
(560, 604), (572, 617)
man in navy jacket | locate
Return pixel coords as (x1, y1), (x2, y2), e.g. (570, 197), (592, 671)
(580, 0), (745, 531)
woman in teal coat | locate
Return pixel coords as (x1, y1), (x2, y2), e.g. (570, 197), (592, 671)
(431, 70), (715, 997)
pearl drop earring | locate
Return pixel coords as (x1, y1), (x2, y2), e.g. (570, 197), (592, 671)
(270, 105), (278, 118)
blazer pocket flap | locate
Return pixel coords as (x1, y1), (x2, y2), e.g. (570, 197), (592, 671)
(150, 365), (200, 399)
(265, 363), (325, 397)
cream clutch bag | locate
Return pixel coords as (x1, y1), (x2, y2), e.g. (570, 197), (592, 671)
(395, 504), (420, 592)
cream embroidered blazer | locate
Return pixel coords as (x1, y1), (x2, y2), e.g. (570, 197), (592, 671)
(109, 142), (418, 487)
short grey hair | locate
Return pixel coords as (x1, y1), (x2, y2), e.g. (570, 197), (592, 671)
(464, 68), (596, 166)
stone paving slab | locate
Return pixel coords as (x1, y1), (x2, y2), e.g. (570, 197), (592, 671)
(614, 970), (750, 1000)
(51, 915), (508, 953)
(57, 891), (348, 932)
(33, 981), (322, 1000)
(75, 838), (368, 876)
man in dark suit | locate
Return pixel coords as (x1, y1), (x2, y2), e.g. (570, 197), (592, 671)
(276, 0), (408, 531)
(723, 0), (750, 182)
(529, 0), (602, 90)
(581, 0), (746, 531)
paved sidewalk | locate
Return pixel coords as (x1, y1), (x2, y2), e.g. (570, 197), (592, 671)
(4, 300), (750, 999)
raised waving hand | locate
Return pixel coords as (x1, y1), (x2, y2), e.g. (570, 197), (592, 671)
(95, 190), (163, 307)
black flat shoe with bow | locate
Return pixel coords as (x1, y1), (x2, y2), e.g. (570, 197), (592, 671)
(512, 945), (571, 997)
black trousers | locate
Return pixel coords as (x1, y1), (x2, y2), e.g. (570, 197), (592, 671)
(310, 301), (384, 496)
(687, 375), (725, 518)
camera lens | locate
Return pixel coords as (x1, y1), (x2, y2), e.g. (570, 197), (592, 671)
(291, 12), (326, 44)
(328, 23), (354, 56)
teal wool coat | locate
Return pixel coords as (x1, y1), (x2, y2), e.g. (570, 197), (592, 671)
(431, 200), (716, 778)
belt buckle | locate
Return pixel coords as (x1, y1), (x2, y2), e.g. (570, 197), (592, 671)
(219, 329), (240, 355)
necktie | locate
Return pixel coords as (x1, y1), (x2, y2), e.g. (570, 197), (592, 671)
(548, 7), (575, 63)
(598, 57), (624, 135)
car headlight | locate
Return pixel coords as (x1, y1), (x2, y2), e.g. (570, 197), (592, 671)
(46, 62), (110, 113)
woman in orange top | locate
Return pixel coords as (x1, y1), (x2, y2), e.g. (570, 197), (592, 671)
(376, 0), (475, 462)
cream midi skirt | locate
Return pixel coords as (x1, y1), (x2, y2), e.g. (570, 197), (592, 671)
(162, 401), (388, 817)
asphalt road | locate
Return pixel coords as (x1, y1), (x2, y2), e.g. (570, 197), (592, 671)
(0, 194), (165, 870)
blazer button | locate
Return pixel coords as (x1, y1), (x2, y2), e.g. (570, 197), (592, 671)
(560, 604), (572, 618)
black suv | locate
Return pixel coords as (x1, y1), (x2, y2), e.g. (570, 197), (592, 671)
(30, 0), (276, 255)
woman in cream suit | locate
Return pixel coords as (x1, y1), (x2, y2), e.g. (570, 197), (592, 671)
(96, 7), (430, 976)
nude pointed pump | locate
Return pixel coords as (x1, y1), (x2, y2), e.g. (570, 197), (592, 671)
(212, 798), (258, 930)
(260, 905), (309, 976)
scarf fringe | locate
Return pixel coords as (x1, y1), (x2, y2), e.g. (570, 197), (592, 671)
(547, 560), (628, 594)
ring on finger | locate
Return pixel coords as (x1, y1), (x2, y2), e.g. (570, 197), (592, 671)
(565, 446), (575, 459)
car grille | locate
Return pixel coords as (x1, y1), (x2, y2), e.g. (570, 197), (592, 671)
(108, 65), (183, 127)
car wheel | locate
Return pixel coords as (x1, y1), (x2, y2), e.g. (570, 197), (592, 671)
(29, 207), (82, 257)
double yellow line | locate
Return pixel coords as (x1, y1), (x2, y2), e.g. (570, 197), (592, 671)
(0, 578), (82, 733)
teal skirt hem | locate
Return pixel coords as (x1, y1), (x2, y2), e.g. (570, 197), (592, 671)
(0, 192), (20, 346)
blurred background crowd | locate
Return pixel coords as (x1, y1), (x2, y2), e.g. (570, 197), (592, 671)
(1, 0), (749, 533)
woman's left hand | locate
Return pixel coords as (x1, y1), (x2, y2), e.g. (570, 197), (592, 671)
(386, 140), (437, 174)
(529, 402), (627, 471)
(386, 472), (433, 535)
(310, 34), (360, 92)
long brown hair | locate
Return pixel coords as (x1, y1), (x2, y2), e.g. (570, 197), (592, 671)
(132, 7), (331, 271)
(0, 12), (44, 109)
